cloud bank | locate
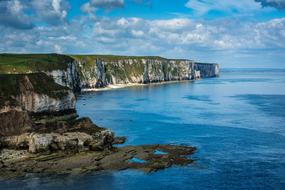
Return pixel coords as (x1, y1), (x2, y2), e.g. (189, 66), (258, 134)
(0, 0), (284, 67)
(0, 0), (70, 29)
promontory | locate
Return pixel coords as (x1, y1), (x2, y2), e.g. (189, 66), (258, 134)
(0, 54), (219, 179)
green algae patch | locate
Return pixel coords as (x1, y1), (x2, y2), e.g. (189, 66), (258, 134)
(0, 54), (74, 74)
(0, 73), (70, 108)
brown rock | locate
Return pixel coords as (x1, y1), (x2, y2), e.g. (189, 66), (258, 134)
(0, 110), (33, 136)
(113, 136), (126, 145)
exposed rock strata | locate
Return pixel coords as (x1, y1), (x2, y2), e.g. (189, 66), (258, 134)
(67, 57), (219, 90)
(194, 62), (219, 78)
(0, 54), (220, 92)
(0, 73), (75, 113)
(0, 73), (76, 136)
(45, 62), (81, 92)
(0, 145), (196, 179)
(0, 56), (202, 179)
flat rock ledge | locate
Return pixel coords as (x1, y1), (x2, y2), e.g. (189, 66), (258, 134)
(0, 117), (196, 179)
(0, 144), (196, 179)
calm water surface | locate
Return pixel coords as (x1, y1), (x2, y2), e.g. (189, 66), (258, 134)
(1, 69), (285, 189)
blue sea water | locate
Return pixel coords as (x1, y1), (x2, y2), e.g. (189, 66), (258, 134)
(1, 68), (285, 190)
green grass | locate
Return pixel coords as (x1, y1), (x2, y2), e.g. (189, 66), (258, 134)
(0, 53), (174, 75)
(70, 54), (166, 62)
(0, 53), (73, 74)
(0, 73), (70, 108)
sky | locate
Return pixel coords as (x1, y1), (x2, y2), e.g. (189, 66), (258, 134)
(0, 0), (285, 68)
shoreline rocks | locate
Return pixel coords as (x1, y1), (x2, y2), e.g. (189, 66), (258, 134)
(0, 144), (196, 179)
(0, 113), (196, 180)
(0, 71), (197, 180)
(0, 118), (121, 154)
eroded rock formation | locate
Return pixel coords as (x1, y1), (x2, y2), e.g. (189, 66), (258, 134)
(0, 73), (76, 136)
(0, 54), (207, 178)
(67, 57), (220, 90)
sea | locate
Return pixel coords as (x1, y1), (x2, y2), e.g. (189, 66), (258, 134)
(1, 68), (285, 190)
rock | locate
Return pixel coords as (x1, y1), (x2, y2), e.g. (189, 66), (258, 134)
(49, 142), (59, 151)
(1, 130), (118, 154)
(29, 133), (54, 153)
(101, 130), (115, 149)
(89, 130), (115, 151)
(0, 149), (29, 161)
(0, 110), (33, 136)
(0, 73), (77, 137)
(95, 79), (105, 88)
(74, 56), (219, 91)
(69, 117), (103, 134)
(2, 134), (30, 150)
(0, 144), (196, 179)
(113, 136), (127, 145)
(0, 138), (2, 150)
(28, 132), (94, 153)
(194, 63), (219, 78)
(89, 141), (104, 151)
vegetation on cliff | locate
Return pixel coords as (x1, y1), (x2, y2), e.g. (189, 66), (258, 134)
(0, 53), (219, 91)
(0, 54), (73, 74)
(71, 55), (165, 62)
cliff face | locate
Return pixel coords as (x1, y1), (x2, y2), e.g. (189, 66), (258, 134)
(0, 54), (220, 92)
(0, 73), (76, 136)
(194, 63), (219, 78)
(0, 73), (76, 113)
(45, 62), (81, 92)
(67, 56), (219, 90)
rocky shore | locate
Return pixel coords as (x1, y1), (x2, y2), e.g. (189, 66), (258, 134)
(0, 115), (196, 179)
(0, 72), (196, 179)
(0, 143), (196, 179)
(0, 116), (196, 179)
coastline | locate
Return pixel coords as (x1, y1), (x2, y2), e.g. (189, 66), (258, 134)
(0, 54), (219, 180)
(81, 80), (196, 92)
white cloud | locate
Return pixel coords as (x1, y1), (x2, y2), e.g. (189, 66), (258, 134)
(185, 0), (262, 15)
(0, 0), (34, 29)
(0, 0), (70, 29)
(54, 44), (63, 53)
(81, 0), (124, 15)
(31, 0), (70, 24)
(131, 30), (144, 37)
(1, 16), (284, 54)
(0, 8), (284, 67)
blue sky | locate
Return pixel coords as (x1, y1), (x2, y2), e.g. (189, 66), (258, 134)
(0, 0), (285, 68)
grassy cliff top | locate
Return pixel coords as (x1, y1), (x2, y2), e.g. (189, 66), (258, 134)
(0, 53), (200, 74)
(0, 54), (73, 74)
(70, 55), (167, 68)
(0, 54), (168, 74)
(0, 73), (70, 108)
(70, 54), (166, 61)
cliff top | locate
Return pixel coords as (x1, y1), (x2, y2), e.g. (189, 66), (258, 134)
(0, 54), (73, 74)
(0, 53), (217, 75)
(0, 73), (70, 108)
(70, 54), (166, 61)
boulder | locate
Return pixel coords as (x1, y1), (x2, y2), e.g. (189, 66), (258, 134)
(1, 130), (117, 154)
(113, 136), (127, 145)
(89, 130), (115, 151)
(28, 133), (54, 153)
